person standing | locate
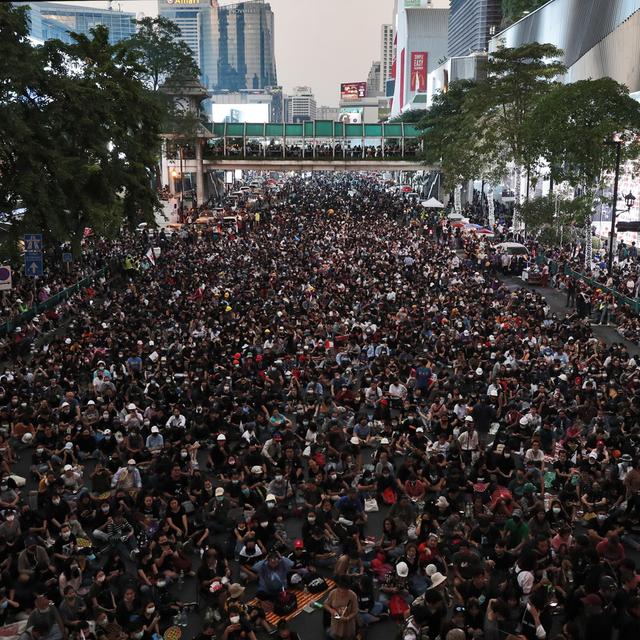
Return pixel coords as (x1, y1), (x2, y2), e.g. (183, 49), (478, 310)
(324, 576), (359, 640)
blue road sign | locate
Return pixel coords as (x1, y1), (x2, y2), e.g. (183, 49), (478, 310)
(24, 255), (43, 277)
(62, 252), (73, 263)
(24, 234), (43, 254)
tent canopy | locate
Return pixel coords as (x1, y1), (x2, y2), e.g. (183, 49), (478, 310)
(422, 197), (444, 209)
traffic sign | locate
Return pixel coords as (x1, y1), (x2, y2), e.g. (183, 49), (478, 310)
(62, 252), (73, 263)
(24, 234), (43, 254)
(0, 266), (11, 291)
(24, 256), (43, 277)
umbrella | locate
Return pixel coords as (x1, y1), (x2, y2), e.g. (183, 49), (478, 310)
(476, 228), (494, 235)
(422, 197), (444, 209)
(195, 216), (214, 225)
(465, 223), (483, 229)
(447, 212), (464, 220)
(451, 221), (465, 228)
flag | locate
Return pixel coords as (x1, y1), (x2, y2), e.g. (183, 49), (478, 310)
(145, 248), (156, 266)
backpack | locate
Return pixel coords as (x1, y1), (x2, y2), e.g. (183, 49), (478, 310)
(273, 589), (297, 616)
(382, 486), (397, 505)
(389, 594), (410, 619)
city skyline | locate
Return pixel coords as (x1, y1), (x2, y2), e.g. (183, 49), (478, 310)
(53, 0), (396, 107)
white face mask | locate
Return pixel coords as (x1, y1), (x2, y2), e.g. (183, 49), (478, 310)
(146, 606), (155, 615)
(230, 616), (240, 624)
(552, 507), (561, 514)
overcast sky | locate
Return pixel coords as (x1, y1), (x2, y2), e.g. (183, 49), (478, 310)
(55, 0), (396, 106)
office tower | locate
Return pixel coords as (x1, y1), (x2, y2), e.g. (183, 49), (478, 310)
(287, 87), (317, 123)
(159, 0), (278, 93)
(380, 24), (395, 94)
(367, 62), (383, 98)
(448, 0), (502, 57)
(20, 1), (136, 45)
(391, 0), (450, 118)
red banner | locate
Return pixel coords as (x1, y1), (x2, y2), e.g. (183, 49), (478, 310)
(410, 51), (427, 92)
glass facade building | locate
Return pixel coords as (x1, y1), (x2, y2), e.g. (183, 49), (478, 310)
(20, 2), (136, 45)
(159, 0), (277, 93)
(447, 0), (502, 57)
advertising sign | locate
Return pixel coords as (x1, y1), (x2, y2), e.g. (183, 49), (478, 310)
(410, 51), (427, 92)
(339, 108), (363, 124)
(211, 103), (270, 123)
(340, 82), (367, 101)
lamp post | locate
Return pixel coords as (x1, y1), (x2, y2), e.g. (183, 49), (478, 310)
(606, 139), (622, 272)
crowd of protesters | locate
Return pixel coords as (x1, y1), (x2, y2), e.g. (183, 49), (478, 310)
(0, 174), (638, 640)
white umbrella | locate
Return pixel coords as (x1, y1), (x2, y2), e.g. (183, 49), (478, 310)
(422, 197), (445, 209)
(447, 212), (464, 220)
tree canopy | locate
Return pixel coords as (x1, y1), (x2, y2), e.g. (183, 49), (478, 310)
(0, 4), (201, 257)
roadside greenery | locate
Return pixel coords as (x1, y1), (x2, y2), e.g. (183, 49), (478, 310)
(0, 4), (199, 257)
(414, 43), (640, 230)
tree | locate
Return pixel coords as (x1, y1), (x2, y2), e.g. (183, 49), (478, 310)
(474, 43), (566, 226)
(520, 194), (592, 244)
(0, 3), (42, 225)
(389, 109), (426, 124)
(528, 78), (640, 190)
(7, 22), (163, 254)
(419, 80), (482, 191)
(126, 16), (200, 93)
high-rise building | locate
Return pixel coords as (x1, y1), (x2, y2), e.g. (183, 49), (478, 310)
(158, 0), (278, 94)
(317, 106), (339, 121)
(287, 87), (317, 123)
(20, 1), (136, 45)
(448, 0), (502, 57)
(391, 0), (450, 118)
(380, 24), (395, 94)
(367, 61), (383, 98)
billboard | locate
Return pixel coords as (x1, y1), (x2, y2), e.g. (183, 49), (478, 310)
(339, 108), (363, 124)
(340, 82), (367, 101)
(410, 51), (427, 92)
(211, 103), (270, 123)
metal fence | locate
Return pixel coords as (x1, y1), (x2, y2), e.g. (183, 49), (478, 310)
(0, 265), (111, 337)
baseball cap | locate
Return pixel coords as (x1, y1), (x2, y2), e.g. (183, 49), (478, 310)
(215, 487), (224, 497)
(294, 539), (304, 549)
(63, 464), (73, 471)
(465, 415), (474, 423)
(581, 594), (602, 607)
(127, 459), (136, 465)
(151, 426), (159, 433)
(127, 403), (136, 411)
(216, 434), (226, 441)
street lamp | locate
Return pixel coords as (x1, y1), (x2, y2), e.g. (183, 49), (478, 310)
(605, 136), (625, 272)
(624, 192), (636, 210)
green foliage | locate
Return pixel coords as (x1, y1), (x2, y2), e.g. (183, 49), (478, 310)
(528, 78), (640, 188)
(127, 16), (200, 93)
(520, 194), (592, 242)
(389, 109), (426, 124)
(481, 43), (566, 167)
(418, 80), (495, 191)
(0, 3), (165, 256)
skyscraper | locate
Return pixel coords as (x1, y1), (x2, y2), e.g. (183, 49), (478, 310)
(287, 87), (317, 123)
(447, 0), (502, 57)
(20, 1), (136, 45)
(158, 0), (278, 93)
(380, 24), (395, 94)
(367, 62), (383, 98)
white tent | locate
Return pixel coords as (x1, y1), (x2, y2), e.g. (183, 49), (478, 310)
(422, 197), (445, 209)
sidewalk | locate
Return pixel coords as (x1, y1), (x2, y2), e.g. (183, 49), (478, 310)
(505, 275), (640, 356)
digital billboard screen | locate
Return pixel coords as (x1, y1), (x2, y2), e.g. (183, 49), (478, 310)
(211, 103), (270, 123)
(340, 82), (367, 101)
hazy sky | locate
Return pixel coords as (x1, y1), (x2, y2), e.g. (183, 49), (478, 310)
(55, 0), (396, 106)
